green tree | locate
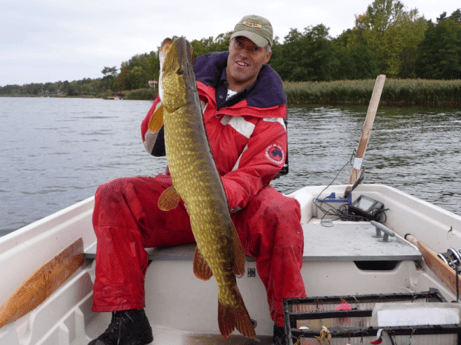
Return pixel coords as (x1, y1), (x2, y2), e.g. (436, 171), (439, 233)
(102, 66), (117, 77)
(127, 66), (148, 89)
(191, 36), (215, 57)
(190, 32), (232, 58)
(380, 9), (427, 77)
(270, 28), (306, 81)
(333, 29), (379, 80)
(354, 0), (427, 77)
(416, 18), (461, 79)
(116, 65), (129, 91)
(451, 9), (461, 23)
(60, 81), (70, 95)
(363, 0), (405, 34)
(118, 54), (151, 90)
(437, 9), (461, 24)
(44, 82), (57, 94)
(270, 25), (336, 82)
(80, 82), (94, 95)
(100, 66), (117, 92)
(146, 51), (160, 84)
(212, 32), (233, 52)
(67, 83), (77, 96)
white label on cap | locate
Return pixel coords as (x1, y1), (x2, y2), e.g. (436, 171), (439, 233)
(353, 158), (363, 170)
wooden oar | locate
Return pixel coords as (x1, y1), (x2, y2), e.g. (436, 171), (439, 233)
(0, 238), (84, 328)
(348, 74), (386, 184)
(405, 234), (461, 297)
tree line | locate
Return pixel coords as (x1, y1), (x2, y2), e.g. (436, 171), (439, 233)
(1, 0), (460, 97)
(270, 2), (460, 81)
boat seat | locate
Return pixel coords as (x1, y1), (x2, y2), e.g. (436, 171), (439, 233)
(85, 243), (194, 261)
(84, 222), (422, 263)
(84, 243), (256, 262)
(302, 221), (422, 262)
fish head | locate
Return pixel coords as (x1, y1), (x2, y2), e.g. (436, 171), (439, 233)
(161, 37), (195, 113)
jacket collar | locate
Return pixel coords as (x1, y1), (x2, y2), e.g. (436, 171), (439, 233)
(194, 52), (286, 109)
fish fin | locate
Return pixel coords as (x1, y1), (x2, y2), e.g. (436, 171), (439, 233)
(218, 288), (256, 338)
(158, 185), (180, 211)
(218, 300), (234, 338)
(193, 246), (213, 280)
(148, 104), (164, 133)
(231, 225), (246, 277)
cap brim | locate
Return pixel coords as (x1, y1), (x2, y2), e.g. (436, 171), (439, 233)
(231, 31), (269, 48)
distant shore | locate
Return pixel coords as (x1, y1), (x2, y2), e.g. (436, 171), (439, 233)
(2, 79), (461, 106)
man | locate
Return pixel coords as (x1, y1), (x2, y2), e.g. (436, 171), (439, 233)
(89, 15), (306, 345)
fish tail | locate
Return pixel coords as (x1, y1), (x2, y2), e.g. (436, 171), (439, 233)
(218, 288), (256, 338)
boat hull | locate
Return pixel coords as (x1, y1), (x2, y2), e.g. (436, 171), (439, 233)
(1, 184), (460, 344)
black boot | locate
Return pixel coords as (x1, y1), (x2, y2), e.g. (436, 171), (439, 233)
(88, 309), (153, 345)
(273, 324), (287, 345)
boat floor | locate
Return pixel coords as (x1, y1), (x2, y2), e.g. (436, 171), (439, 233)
(87, 313), (272, 344)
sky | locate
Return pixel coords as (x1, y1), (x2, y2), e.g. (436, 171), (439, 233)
(1, 0), (458, 87)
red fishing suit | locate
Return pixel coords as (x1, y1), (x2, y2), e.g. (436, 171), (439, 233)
(92, 51), (306, 327)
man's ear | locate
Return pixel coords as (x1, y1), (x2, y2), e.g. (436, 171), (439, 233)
(265, 50), (272, 64)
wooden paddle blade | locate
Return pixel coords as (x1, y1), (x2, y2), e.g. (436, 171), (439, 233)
(0, 238), (84, 328)
(348, 74), (386, 184)
(405, 234), (461, 296)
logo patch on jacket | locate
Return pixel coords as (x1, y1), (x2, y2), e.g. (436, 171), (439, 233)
(266, 144), (284, 164)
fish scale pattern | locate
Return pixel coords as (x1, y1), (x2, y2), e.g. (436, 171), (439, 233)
(162, 38), (246, 316)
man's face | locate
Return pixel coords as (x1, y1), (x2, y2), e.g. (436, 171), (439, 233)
(226, 36), (272, 92)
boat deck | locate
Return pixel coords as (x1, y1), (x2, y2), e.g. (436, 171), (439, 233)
(84, 221), (421, 263)
(301, 221), (421, 262)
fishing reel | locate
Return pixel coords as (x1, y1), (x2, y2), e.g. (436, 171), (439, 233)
(438, 248), (461, 270)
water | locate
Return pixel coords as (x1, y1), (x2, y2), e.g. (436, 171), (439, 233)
(1, 98), (460, 233)
(271, 104), (461, 214)
(1, 97), (166, 232)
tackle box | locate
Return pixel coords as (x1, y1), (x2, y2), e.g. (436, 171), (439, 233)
(283, 288), (461, 345)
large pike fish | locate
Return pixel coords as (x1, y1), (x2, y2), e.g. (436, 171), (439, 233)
(149, 37), (256, 338)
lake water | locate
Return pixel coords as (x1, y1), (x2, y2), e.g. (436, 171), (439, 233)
(1, 97), (460, 233)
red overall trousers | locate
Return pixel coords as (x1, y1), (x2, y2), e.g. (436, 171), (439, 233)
(92, 174), (306, 327)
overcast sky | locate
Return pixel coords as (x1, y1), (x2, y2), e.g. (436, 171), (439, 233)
(1, 0), (458, 87)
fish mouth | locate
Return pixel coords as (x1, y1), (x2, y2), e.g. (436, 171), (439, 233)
(162, 37), (194, 73)
(160, 38), (173, 59)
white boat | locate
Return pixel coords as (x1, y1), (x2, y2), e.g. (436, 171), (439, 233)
(1, 183), (461, 345)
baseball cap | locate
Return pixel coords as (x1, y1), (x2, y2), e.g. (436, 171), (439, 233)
(230, 15), (274, 47)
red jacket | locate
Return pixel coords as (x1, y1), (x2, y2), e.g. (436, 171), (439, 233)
(141, 52), (287, 212)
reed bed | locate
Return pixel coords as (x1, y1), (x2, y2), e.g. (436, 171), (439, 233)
(284, 79), (461, 106)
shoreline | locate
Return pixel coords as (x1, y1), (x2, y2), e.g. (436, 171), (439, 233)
(2, 79), (461, 106)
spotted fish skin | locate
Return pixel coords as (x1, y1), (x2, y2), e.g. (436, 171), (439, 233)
(159, 37), (256, 338)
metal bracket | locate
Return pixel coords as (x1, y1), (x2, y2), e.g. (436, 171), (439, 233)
(371, 221), (395, 242)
